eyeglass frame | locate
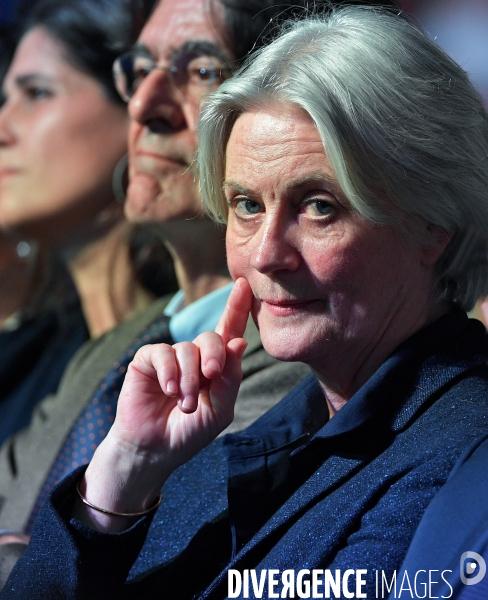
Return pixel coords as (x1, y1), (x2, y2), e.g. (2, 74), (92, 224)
(112, 40), (234, 104)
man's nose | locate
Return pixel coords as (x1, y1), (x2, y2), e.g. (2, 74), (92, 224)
(250, 214), (301, 274)
(128, 69), (187, 130)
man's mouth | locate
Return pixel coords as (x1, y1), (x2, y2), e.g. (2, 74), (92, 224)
(134, 151), (188, 167)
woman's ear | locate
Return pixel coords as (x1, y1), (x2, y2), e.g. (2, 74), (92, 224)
(421, 224), (454, 266)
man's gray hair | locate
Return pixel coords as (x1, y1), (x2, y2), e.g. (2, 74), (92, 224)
(197, 6), (488, 311)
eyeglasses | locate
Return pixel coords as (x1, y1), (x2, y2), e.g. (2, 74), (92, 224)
(113, 47), (233, 103)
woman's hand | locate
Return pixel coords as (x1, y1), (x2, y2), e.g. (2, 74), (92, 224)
(75, 278), (253, 532)
(112, 277), (252, 468)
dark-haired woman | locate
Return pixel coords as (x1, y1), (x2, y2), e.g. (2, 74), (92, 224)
(0, 20), (89, 445)
(0, 0), (176, 564)
(0, 0), (154, 336)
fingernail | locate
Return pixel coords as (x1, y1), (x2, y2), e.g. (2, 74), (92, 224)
(182, 395), (196, 411)
(205, 358), (221, 373)
(167, 380), (178, 395)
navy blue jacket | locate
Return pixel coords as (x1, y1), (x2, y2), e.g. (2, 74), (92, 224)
(393, 432), (488, 600)
(3, 312), (488, 599)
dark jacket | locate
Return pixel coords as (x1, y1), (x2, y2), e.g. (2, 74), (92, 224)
(3, 312), (488, 600)
(0, 302), (88, 445)
(392, 432), (488, 599)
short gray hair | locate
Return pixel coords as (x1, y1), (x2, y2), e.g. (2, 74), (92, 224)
(197, 6), (488, 311)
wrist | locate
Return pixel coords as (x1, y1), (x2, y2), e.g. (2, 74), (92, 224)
(87, 434), (171, 507)
(76, 480), (162, 517)
(74, 435), (170, 533)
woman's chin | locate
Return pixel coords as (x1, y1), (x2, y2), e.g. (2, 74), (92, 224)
(259, 328), (313, 364)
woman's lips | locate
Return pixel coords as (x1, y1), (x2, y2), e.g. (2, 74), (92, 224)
(0, 167), (21, 180)
(259, 298), (322, 316)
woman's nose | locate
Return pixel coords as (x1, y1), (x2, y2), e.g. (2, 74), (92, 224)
(0, 102), (17, 147)
(250, 215), (301, 274)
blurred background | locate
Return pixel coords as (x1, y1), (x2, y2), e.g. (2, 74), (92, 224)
(2, 0), (486, 105)
(401, 0), (488, 105)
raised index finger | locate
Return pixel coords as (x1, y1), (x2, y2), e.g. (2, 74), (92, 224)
(215, 277), (253, 344)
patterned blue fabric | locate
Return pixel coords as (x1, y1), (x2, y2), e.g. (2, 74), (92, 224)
(25, 315), (173, 534)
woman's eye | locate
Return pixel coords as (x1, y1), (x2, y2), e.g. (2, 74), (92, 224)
(235, 198), (262, 216)
(304, 199), (334, 217)
(26, 86), (52, 100)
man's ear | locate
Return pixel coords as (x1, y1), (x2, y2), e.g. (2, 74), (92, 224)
(421, 224), (454, 266)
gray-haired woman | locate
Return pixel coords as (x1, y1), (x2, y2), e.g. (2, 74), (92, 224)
(3, 6), (488, 599)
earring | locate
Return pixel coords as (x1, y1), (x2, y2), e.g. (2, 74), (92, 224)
(112, 153), (129, 204)
(16, 239), (39, 277)
(16, 240), (35, 259)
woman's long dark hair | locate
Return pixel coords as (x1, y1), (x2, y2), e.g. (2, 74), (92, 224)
(12, 0), (177, 299)
(17, 0), (137, 105)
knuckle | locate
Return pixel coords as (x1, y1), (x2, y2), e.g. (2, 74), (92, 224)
(133, 343), (176, 371)
(174, 341), (198, 355)
(179, 372), (200, 386)
(135, 342), (171, 357)
(132, 345), (150, 364)
(158, 358), (177, 371)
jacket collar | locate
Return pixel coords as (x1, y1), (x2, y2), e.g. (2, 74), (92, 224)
(313, 310), (487, 443)
(227, 311), (487, 458)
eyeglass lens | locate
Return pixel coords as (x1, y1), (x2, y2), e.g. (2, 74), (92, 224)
(113, 49), (232, 102)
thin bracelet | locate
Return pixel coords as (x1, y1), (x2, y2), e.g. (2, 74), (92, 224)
(76, 480), (162, 517)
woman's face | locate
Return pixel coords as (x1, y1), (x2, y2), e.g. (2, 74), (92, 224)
(225, 105), (439, 380)
(0, 27), (128, 244)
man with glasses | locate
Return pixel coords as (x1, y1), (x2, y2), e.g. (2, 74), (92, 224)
(0, 0), (314, 548)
